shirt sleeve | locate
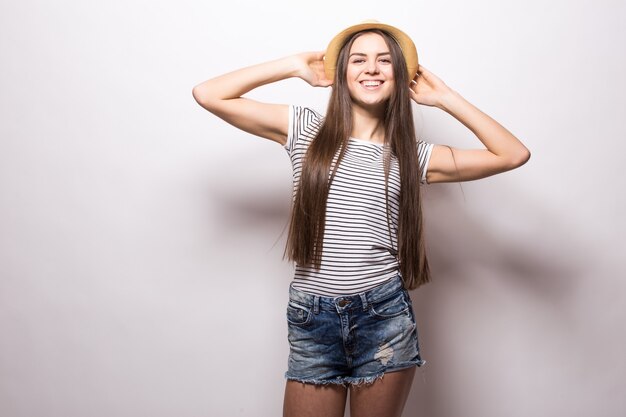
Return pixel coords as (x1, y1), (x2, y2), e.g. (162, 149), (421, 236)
(284, 105), (323, 157)
(417, 140), (434, 184)
(284, 105), (299, 154)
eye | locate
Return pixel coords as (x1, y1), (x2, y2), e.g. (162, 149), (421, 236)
(351, 58), (366, 64)
(378, 57), (392, 64)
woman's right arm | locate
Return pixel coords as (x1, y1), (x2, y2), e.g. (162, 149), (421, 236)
(192, 52), (332, 146)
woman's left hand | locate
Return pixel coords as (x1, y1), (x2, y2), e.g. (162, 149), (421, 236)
(409, 65), (454, 108)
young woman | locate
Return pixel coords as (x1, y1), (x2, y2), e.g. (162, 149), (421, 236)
(193, 20), (529, 417)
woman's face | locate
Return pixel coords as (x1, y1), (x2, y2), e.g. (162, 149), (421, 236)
(345, 32), (395, 110)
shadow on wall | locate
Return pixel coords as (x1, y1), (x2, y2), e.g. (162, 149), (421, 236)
(422, 183), (580, 296)
(204, 148), (293, 258)
(404, 183), (591, 417)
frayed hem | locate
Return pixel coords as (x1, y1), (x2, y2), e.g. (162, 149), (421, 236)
(285, 373), (385, 387)
(342, 373), (385, 387)
(285, 361), (425, 387)
(285, 376), (347, 386)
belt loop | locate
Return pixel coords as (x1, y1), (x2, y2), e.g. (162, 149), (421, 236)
(313, 296), (320, 314)
(359, 292), (369, 311)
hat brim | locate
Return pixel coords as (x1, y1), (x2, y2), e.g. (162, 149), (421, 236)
(323, 21), (418, 82)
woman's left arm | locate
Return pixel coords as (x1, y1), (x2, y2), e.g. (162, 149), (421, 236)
(410, 65), (531, 183)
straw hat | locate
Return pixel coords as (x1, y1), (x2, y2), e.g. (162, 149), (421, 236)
(323, 20), (419, 82)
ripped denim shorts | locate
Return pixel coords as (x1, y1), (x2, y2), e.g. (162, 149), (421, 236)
(284, 274), (425, 386)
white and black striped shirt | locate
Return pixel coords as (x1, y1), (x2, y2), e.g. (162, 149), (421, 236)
(285, 105), (433, 296)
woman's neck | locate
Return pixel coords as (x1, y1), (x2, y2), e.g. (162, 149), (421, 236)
(351, 106), (385, 144)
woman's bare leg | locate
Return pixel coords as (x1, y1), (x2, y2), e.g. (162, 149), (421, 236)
(349, 367), (416, 417)
(283, 380), (348, 417)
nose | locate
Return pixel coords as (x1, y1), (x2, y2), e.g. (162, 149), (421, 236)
(365, 60), (379, 74)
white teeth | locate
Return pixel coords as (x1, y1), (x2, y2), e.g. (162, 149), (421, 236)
(362, 81), (381, 87)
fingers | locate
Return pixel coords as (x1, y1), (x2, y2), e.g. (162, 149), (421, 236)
(417, 65), (446, 86)
(313, 50), (326, 62)
(300, 51), (326, 64)
(417, 64), (429, 74)
(416, 65), (432, 80)
(412, 65), (429, 84)
(408, 87), (420, 104)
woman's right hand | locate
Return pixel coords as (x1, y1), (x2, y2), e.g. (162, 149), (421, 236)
(295, 51), (334, 87)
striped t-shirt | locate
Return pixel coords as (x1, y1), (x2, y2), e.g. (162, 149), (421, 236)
(285, 105), (433, 296)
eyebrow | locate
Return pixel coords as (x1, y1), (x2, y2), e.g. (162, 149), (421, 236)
(349, 52), (391, 57)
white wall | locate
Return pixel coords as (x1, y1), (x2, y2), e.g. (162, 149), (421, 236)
(1, 0), (624, 416)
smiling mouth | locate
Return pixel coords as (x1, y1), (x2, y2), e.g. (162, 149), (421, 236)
(360, 80), (383, 89)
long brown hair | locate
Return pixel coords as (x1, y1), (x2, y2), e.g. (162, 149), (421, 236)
(284, 29), (430, 289)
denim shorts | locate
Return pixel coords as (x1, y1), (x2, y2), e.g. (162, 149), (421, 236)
(284, 274), (425, 386)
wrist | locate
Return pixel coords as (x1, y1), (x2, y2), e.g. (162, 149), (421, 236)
(270, 55), (300, 80)
(437, 88), (463, 112)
